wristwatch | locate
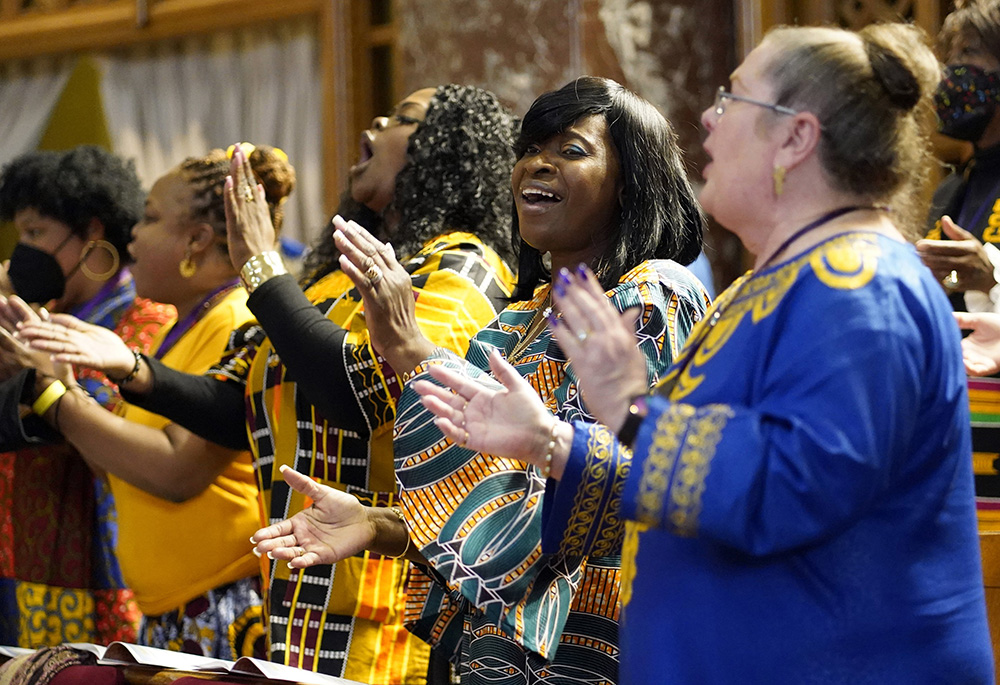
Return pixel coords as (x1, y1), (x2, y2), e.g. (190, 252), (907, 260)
(617, 395), (650, 449)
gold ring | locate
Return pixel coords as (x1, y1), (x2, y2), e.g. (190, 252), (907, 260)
(365, 264), (383, 285)
(243, 185), (256, 203)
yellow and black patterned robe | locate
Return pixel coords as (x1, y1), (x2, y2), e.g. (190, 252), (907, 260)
(211, 232), (514, 684)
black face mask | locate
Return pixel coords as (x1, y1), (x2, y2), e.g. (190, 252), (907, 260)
(935, 64), (1000, 142)
(7, 239), (77, 304)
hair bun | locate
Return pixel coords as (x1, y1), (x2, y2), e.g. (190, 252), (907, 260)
(861, 24), (938, 112)
(246, 144), (296, 231)
(865, 38), (921, 110)
(247, 144), (296, 205)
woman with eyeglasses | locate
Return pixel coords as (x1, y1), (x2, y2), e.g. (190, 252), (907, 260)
(406, 23), (994, 681)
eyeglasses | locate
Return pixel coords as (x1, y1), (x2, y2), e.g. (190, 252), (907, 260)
(713, 86), (798, 117)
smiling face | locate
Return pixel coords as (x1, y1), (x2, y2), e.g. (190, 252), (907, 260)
(349, 87), (436, 214)
(698, 41), (785, 233)
(512, 114), (621, 267)
(128, 170), (196, 303)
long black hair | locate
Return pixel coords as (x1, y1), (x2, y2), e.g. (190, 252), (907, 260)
(302, 84), (518, 286)
(511, 76), (703, 300)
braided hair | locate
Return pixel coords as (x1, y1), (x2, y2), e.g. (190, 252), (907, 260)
(177, 145), (296, 255)
(302, 85), (517, 286)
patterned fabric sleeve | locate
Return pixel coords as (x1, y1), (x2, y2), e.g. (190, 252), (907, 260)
(312, 239), (513, 437)
(208, 320), (268, 389)
(393, 261), (707, 659)
(540, 421), (631, 558)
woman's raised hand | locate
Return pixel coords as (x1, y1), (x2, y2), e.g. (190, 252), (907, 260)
(414, 350), (559, 465)
(955, 311), (1000, 376)
(251, 465), (377, 569)
(223, 143), (276, 271)
(333, 216), (434, 373)
(17, 311), (136, 378)
(550, 266), (649, 433)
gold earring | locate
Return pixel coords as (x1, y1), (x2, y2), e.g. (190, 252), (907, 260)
(773, 164), (786, 197)
(179, 248), (197, 278)
(79, 240), (120, 281)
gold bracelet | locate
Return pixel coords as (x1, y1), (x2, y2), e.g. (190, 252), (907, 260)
(541, 419), (560, 479)
(32, 380), (67, 417)
(240, 251), (288, 294)
(386, 506), (412, 559)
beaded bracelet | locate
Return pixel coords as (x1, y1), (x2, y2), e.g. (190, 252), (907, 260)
(386, 507), (412, 559)
(32, 380), (67, 417)
(109, 349), (142, 385)
(540, 419), (560, 479)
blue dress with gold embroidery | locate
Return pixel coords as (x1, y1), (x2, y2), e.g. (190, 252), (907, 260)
(543, 233), (994, 683)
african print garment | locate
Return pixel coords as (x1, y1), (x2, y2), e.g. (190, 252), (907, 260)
(542, 234), (994, 683)
(142, 576), (265, 659)
(210, 232), (513, 684)
(393, 260), (707, 684)
(0, 270), (174, 647)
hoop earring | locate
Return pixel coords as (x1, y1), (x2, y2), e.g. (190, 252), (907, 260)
(179, 248), (197, 278)
(79, 240), (120, 281)
(773, 164), (786, 197)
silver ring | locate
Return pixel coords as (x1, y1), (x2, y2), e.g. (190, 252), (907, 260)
(575, 329), (589, 342)
(365, 264), (383, 285)
(943, 270), (960, 289)
(243, 185), (255, 203)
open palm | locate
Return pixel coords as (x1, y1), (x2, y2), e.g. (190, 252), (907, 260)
(955, 311), (1000, 376)
(413, 350), (555, 466)
(252, 465), (376, 569)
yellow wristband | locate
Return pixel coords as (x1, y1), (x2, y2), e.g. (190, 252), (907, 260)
(32, 380), (67, 417)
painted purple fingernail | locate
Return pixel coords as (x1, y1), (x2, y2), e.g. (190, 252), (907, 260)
(555, 281), (566, 297)
(546, 311), (559, 327)
(558, 268), (571, 285)
(576, 264), (588, 279)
